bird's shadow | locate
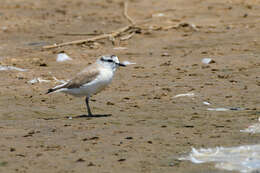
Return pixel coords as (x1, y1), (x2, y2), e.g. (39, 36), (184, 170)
(67, 114), (112, 119)
(40, 114), (112, 120)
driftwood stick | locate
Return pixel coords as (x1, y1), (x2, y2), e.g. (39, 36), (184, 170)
(43, 25), (133, 49)
(43, 34), (109, 49)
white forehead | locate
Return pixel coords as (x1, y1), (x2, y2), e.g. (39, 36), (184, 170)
(111, 55), (119, 63)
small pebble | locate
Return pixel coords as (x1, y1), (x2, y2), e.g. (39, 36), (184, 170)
(147, 141), (153, 144)
(125, 136), (133, 140)
(118, 158), (126, 162)
(106, 101), (114, 105)
(88, 162), (95, 166)
(10, 148), (16, 152)
(76, 158), (85, 162)
(82, 137), (99, 141)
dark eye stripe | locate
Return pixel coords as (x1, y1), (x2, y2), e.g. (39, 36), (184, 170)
(101, 58), (114, 63)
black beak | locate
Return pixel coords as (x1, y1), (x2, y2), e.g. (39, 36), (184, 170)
(117, 63), (126, 67)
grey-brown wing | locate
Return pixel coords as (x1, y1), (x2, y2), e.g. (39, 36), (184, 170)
(47, 65), (100, 94)
(64, 69), (100, 89)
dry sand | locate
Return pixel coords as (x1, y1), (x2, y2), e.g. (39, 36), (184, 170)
(0, 0), (260, 172)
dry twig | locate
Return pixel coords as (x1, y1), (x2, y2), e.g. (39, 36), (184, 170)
(43, 25), (134, 49)
(124, 1), (135, 25)
(120, 32), (135, 41)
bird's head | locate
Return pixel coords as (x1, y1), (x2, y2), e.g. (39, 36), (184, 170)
(98, 55), (126, 71)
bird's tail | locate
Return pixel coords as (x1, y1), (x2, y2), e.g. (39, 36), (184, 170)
(46, 88), (55, 94)
(46, 82), (68, 94)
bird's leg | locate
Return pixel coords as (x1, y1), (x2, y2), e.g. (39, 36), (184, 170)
(85, 97), (93, 116)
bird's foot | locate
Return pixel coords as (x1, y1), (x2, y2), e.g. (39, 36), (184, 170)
(68, 114), (112, 119)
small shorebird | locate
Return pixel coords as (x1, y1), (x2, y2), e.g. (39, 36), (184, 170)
(47, 55), (126, 117)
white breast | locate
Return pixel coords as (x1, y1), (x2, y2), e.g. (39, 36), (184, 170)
(88, 67), (114, 91)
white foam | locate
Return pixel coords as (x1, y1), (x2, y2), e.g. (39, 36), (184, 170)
(174, 92), (195, 98)
(179, 145), (260, 172)
(56, 53), (72, 62)
(0, 65), (27, 72)
(28, 78), (50, 84)
(202, 58), (213, 64)
(52, 76), (67, 84)
(152, 13), (165, 17)
(203, 101), (211, 105)
(113, 47), (128, 50)
(241, 118), (260, 134)
(207, 108), (229, 111)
